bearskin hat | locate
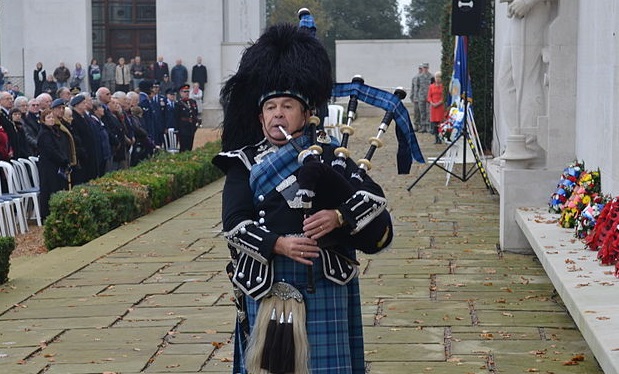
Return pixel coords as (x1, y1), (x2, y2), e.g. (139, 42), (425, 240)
(219, 23), (332, 151)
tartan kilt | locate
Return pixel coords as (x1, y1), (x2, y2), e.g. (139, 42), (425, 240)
(233, 252), (365, 373)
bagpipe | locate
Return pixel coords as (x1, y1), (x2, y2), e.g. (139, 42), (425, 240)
(274, 78), (419, 292)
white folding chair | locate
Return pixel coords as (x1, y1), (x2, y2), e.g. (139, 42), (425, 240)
(164, 128), (180, 153)
(19, 158), (40, 189)
(326, 104), (344, 143)
(0, 161), (29, 233)
(0, 200), (17, 237)
(12, 159), (42, 226)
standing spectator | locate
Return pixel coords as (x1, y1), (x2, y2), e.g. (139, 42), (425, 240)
(0, 65), (8, 91)
(189, 82), (203, 114)
(130, 56), (146, 90)
(115, 57), (131, 93)
(151, 82), (167, 146)
(22, 99), (41, 156)
(56, 87), (71, 103)
(158, 74), (173, 96)
(175, 84), (199, 152)
(34, 62), (47, 97)
(36, 93), (53, 111)
(410, 64), (422, 132)
(70, 94), (100, 184)
(129, 106), (155, 166)
(0, 111), (11, 161)
(427, 72), (446, 144)
(53, 62), (71, 89)
(88, 58), (102, 95)
(37, 107), (71, 220)
(41, 75), (58, 98)
(10, 85), (25, 99)
(71, 62), (87, 92)
(108, 97), (130, 170)
(152, 56), (169, 82)
(137, 80), (156, 145)
(102, 57), (116, 92)
(89, 101), (112, 176)
(13, 96), (29, 115)
(164, 88), (177, 132)
(191, 56), (208, 92)
(417, 62), (433, 133)
(170, 59), (188, 90)
(0, 91), (19, 159)
(9, 108), (28, 159)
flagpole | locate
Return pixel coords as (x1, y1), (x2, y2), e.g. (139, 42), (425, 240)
(406, 35), (493, 192)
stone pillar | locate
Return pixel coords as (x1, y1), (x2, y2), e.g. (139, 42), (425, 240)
(1, 0), (91, 97)
(157, 0), (264, 128)
(496, 0), (579, 252)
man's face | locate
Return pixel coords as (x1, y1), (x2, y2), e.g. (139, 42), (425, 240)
(99, 88), (112, 104)
(52, 106), (65, 120)
(28, 100), (40, 114)
(259, 97), (308, 146)
(0, 93), (14, 109)
(59, 90), (71, 101)
(16, 101), (27, 113)
(83, 96), (93, 111)
(180, 87), (190, 99)
(39, 95), (52, 110)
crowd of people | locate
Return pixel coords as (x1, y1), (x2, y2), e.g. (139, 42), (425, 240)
(0, 56), (205, 222)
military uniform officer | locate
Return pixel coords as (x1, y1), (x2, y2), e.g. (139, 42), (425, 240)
(417, 62), (433, 133)
(174, 84), (199, 152)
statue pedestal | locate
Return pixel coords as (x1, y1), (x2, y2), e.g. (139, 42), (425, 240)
(501, 134), (536, 168)
(499, 166), (557, 253)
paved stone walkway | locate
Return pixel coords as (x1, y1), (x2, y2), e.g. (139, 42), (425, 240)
(0, 116), (603, 373)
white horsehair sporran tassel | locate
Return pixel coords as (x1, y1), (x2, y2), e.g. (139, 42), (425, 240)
(245, 282), (308, 374)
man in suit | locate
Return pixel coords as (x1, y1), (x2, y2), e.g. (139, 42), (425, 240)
(191, 56), (208, 92)
(0, 91), (19, 158)
(152, 56), (169, 82)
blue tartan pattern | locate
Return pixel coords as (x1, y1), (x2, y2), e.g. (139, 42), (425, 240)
(234, 253), (365, 373)
(249, 135), (312, 202)
(332, 82), (425, 164)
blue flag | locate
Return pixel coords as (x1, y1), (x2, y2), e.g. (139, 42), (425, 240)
(449, 36), (472, 106)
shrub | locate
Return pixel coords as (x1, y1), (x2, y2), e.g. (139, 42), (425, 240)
(43, 141), (224, 250)
(0, 237), (15, 284)
(44, 187), (115, 249)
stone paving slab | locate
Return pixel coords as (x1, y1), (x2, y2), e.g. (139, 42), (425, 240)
(0, 118), (605, 373)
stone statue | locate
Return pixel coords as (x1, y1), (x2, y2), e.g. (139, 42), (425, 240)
(497, 0), (555, 160)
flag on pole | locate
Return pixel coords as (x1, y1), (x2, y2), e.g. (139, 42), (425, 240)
(449, 35), (472, 107)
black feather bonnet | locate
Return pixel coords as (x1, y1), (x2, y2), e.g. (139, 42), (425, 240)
(219, 23), (332, 151)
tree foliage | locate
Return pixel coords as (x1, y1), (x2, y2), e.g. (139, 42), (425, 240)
(266, 0), (403, 74)
(405, 0), (449, 38)
(266, 0), (330, 41)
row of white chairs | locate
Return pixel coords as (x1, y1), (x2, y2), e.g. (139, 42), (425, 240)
(0, 157), (41, 237)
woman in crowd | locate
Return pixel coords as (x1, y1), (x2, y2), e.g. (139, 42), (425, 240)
(189, 82), (203, 114)
(33, 62), (46, 97)
(427, 72), (446, 144)
(88, 58), (102, 95)
(72, 62), (87, 92)
(37, 108), (71, 220)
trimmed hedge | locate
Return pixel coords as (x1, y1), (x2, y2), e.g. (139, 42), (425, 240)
(43, 142), (223, 250)
(0, 236), (15, 284)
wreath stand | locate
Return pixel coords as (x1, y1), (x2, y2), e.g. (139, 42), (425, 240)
(406, 98), (494, 192)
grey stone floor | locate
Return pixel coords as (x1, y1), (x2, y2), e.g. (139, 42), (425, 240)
(0, 116), (604, 373)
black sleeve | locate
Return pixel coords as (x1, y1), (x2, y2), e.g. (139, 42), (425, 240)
(221, 160), (279, 260)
